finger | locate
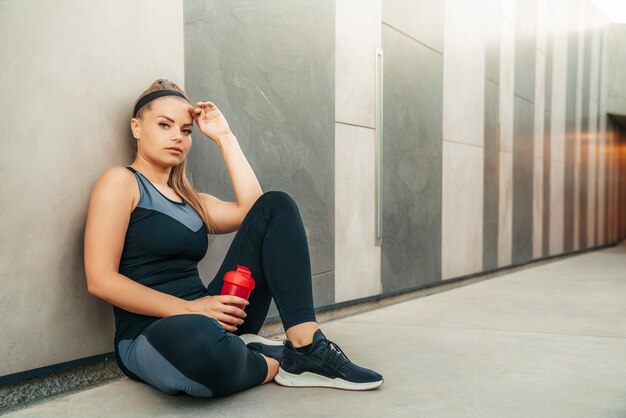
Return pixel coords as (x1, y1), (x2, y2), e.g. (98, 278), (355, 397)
(196, 101), (215, 108)
(216, 295), (250, 306)
(226, 295), (250, 306)
(217, 320), (237, 332)
(222, 311), (244, 325)
(219, 313), (244, 326)
(216, 314), (237, 326)
(224, 304), (247, 318)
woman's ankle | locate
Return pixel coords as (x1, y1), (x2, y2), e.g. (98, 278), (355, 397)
(285, 321), (319, 347)
(261, 354), (280, 384)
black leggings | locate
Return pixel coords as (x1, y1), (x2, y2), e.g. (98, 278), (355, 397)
(116, 191), (317, 397)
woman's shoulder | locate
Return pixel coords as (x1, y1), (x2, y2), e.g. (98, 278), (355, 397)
(93, 166), (140, 209)
(101, 165), (134, 177)
(96, 166), (138, 185)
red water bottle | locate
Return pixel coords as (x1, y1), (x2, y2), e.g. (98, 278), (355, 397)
(220, 265), (255, 311)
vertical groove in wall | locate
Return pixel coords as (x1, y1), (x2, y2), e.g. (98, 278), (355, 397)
(484, 80), (500, 270)
(543, 113), (552, 256)
(608, 119), (612, 243)
(563, 3), (579, 252)
(483, 3), (500, 271)
(512, 95), (535, 264)
(601, 29), (610, 244)
(613, 123), (626, 239)
(594, 25), (604, 245)
(580, 25), (591, 248)
(498, 13), (515, 267)
(543, 12), (553, 257)
(595, 109), (601, 244)
(512, 0), (536, 264)
(619, 125), (625, 239)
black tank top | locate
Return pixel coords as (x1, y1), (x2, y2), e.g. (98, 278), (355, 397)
(113, 166), (209, 347)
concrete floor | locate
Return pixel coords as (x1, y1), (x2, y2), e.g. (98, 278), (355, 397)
(5, 243), (626, 417)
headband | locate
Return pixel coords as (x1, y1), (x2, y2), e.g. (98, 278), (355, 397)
(133, 89), (190, 117)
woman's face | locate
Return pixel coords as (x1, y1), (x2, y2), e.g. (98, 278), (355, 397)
(130, 96), (194, 165)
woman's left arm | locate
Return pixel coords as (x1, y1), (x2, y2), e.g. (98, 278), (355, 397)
(189, 101), (263, 214)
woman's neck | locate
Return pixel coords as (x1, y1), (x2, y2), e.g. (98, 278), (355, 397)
(129, 161), (171, 187)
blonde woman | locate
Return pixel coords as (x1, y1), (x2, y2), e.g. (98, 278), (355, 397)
(83, 79), (383, 397)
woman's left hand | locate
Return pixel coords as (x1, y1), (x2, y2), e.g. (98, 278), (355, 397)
(188, 101), (232, 143)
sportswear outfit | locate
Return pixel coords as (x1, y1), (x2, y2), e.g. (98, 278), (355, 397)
(113, 166), (382, 397)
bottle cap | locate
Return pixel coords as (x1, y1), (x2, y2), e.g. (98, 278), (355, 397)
(223, 265), (255, 290)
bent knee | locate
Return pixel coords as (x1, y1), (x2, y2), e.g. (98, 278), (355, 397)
(257, 190), (298, 213)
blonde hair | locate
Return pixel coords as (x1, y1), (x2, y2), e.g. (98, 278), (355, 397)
(132, 78), (217, 235)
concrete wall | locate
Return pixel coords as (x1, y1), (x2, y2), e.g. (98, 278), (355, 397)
(607, 23), (626, 115)
(0, 0), (186, 381)
(183, 0), (336, 316)
(1, 0), (625, 384)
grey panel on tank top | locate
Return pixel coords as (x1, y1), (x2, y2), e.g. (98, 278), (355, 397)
(118, 337), (213, 397)
(132, 171), (204, 232)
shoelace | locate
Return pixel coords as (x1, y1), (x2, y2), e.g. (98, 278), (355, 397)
(321, 339), (351, 370)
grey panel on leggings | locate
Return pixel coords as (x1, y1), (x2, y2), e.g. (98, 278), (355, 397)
(118, 336), (213, 397)
(131, 169), (204, 233)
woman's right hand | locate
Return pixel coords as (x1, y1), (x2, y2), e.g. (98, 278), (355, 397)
(184, 295), (249, 332)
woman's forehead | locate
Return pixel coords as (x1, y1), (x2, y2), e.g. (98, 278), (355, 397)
(149, 97), (192, 122)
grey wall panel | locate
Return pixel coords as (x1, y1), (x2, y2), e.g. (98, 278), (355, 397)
(580, 27), (592, 248)
(483, 0), (501, 271)
(607, 23), (626, 115)
(545, 20), (553, 113)
(621, 125), (625, 240)
(511, 0), (536, 265)
(484, 1), (500, 85)
(514, 0), (537, 103)
(600, 28), (610, 244)
(311, 271), (335, 308)
(265, 270), (334, 319)
(484, 80), (500, 270)
(563, 8), (579, 252)
(381, 25), (443, 292)
(604, 115), (610, 242)
(512, 96), (535, 264)
(382, 0), (444, 53)
(183, 0), (335, 306)
(0, 0), (186, 379)
(543, 21), (553, 256)
(543, 112), (552, 256)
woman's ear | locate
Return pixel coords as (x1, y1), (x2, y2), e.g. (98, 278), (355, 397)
(130, 118), (140, 139)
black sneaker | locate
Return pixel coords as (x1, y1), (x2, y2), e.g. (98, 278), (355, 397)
(240, 334), (285, 362)
(274, 329), (384, 390)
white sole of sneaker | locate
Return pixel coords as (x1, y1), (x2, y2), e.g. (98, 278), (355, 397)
(274, 368), (383, 391)
(239, 334), (284, 346)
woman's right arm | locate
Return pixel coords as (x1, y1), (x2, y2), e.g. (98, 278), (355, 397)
(83, 167), (189, 318)
(83, 167), (248, 331)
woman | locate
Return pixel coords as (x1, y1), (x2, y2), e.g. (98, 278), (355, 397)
(83, 79), (383, 398)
